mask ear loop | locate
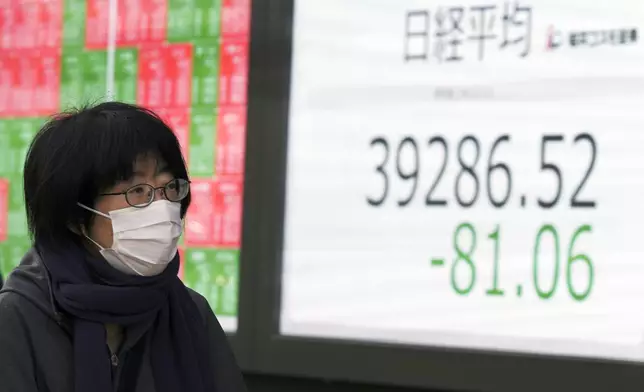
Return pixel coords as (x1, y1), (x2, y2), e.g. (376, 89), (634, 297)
(77, 203), (110, 251)
(77, 203), (111, 220)
(84, 232), (106, 251)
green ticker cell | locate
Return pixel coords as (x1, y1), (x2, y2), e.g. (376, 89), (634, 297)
(0, 237), (33, 277)
(183, 248), (239, 316)
(0, 119), (45, 239)
(114, 49), (139, 104)
(0, 119), (41, 176)
(6, 173), (27, 238)
(167, 0), (221, 41)
(63, 0), (86, 47)
(82, 50), (109, 104)
(189, 107), (216, 177)
(60, 49), (85, 110)
(61, 49), (108, 110)
(192, 40), (220, 107)
(0, 121), (11, 176)
(196, 0), (222, 38)
(13, 118), (45, 141)
(6, 174), (22, 211)
(167, 0), (196, 41)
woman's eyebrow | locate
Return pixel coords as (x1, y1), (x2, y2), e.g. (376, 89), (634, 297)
(155, 163), (170, 174)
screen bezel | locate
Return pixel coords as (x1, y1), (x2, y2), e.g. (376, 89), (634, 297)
(239, 0), (644, 390)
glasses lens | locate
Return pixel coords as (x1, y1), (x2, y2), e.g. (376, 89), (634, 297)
(126, 184), (155, 207)
(164, 179), (189, 202)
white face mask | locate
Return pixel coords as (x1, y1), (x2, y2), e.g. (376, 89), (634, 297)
(78, 200), (183, 276)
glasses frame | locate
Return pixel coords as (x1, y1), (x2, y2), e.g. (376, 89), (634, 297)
(100, 178), (191, 208)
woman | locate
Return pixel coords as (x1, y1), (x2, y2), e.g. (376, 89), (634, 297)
(0, 102), (247, 392)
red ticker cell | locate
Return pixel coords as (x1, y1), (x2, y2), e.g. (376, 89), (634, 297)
(141, 0), (167, 44)
(216, 106), (246, 176)
(184, 177), (243, 248)
(117, 0), (167, 47)
(218, 38), (248, 106)
(185, 179), (217, 247)
(0, 52), (17, 116)
(86, 0), (109, 49)
(156, 107), (191, 163)
(32, 49), (61, 117)
(87, 0), (167, 49)
(221, 0), (251, 37)
(138, 43), (193, 109)
(0, 49), (60, 118)
(36, 0), (63, 49)
(11, 52), (36, 116)
(137, 45), (165, 108)
(0, 6), (11, 49)
(212, 176), (243, 249)
(116, 0), (141, 47)
(0, 1), (63, 49)
(165, 43), (193, 107)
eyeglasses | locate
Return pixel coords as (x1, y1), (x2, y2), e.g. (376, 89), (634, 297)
(100, 178), (191, 208)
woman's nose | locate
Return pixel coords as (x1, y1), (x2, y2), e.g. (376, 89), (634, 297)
(153, 187), (167, 201)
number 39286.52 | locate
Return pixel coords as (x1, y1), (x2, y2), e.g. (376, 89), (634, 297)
(366, 133), (596, 209)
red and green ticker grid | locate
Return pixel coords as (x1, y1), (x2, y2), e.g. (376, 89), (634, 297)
(0, 0), (250, 318)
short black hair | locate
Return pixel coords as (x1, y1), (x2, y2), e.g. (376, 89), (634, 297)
(24, 101), (191, 247)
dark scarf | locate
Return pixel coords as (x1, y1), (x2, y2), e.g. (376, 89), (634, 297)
(38, 243), (215, 392)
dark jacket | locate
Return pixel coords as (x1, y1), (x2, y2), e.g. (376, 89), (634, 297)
(0, 249), (247, 392)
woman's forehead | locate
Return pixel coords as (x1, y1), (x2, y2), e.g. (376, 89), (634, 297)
(132, 153), (168, 175)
